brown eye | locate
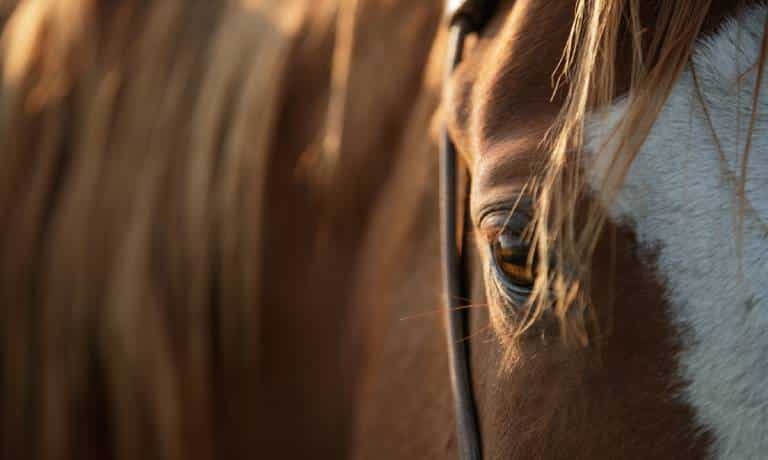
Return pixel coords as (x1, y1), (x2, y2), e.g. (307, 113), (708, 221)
(480, 207), (536, 302)
(492, 232), (535, 288)
(492, 231), (535, 289)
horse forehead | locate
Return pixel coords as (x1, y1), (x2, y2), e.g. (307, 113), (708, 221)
(586, 5), (768, 459)
(447, 0), (573, 165)
(472, 0), (572, 135)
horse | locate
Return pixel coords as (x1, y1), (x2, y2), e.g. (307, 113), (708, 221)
(1, 1), (767, 460)
(349, 0), (768, 459)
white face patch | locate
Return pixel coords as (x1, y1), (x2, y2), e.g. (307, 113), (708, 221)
(586, 5), (768, 460)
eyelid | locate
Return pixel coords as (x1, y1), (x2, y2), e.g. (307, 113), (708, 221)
(476, 194), (532, 225)
(477, 208), (531, 243)
(473, 191), (533, 225)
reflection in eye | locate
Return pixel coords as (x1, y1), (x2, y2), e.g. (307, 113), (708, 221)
(492, 232), (535, 289)
(481, 210), (537, 304)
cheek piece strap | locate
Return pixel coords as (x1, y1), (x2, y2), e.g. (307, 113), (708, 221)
(440, 1), (499, 459)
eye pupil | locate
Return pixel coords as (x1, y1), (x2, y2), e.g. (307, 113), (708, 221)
(492, 234), (535, 288)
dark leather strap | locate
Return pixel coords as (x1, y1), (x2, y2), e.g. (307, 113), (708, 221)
(440, 17), (483, 460)
(442, 2), (501, 457)
(445, 0), (501, 29)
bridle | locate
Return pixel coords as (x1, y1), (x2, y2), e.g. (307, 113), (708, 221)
(440, 1), (499, 459)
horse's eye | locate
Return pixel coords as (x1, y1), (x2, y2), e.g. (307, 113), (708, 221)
(492, 232), (535, 289)
(482, 210), (536, 300)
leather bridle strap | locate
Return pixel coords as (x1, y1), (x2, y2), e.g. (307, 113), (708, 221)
(440, 19), (480, 460)
(441, 2), (499, 459)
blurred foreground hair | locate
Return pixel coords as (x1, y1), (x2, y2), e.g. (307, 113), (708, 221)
(0, 1), (306, 458)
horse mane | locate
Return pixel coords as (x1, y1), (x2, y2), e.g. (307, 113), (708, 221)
(0, 0), (445, 456)
(515, 0), (768, 348)
(0, 1), (322, 458)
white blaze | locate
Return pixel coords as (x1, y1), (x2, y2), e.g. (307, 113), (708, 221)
(586, 5), (768, 459)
